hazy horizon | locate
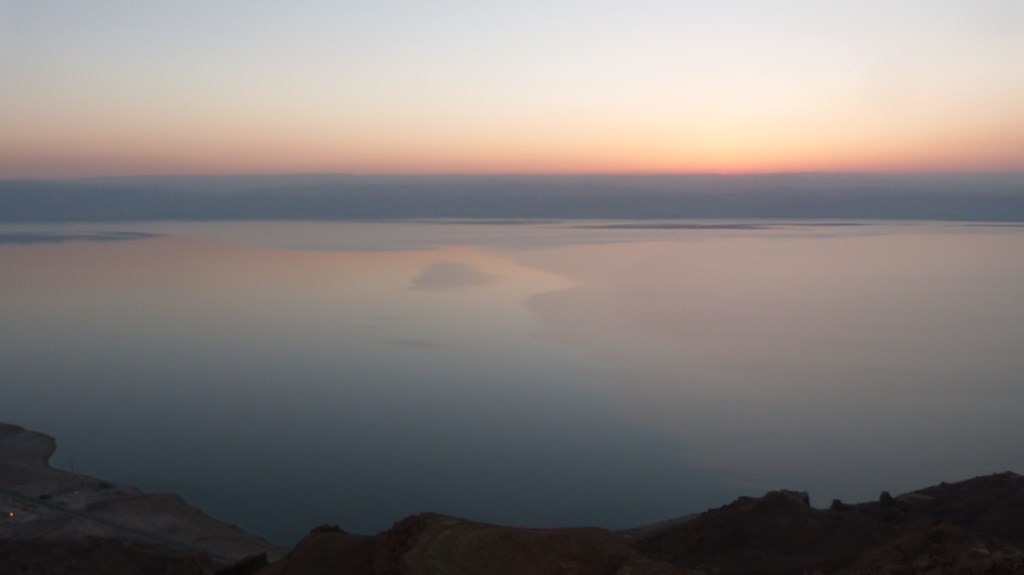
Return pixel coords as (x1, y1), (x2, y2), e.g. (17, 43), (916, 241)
(8, 168), (1024, 181)
(3, 171), (1024, 222)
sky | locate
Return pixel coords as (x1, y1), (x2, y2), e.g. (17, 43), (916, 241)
(1, 0), (1022, 178)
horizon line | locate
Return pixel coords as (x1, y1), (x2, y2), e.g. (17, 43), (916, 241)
(7, 169), (1024, 183)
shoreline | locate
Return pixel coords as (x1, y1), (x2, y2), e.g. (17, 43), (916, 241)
(0, 422), (284, 563)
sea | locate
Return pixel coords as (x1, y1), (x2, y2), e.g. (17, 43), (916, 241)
(2, 219), (1022, 545)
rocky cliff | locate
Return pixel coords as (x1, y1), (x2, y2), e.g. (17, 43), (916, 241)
(0, 422), (283, 573)
(3, 422), (1022, 574)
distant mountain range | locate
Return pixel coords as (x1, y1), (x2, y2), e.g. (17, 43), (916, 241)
(3, 173), (1024, 222)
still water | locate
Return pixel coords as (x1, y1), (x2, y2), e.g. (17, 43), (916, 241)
(2, 220), (1023, 544)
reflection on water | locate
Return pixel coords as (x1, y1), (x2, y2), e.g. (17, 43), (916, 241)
(411, 261), (499, 291)
(1, 221), (1023, 545)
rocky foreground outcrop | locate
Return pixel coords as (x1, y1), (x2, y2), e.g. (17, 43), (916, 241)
(633, 479), (1024, 574)
(254, 515), (694, 575)
(0, 423), (283, 574)
(3, 422), (1023, 574)
(249, 474), (1024, 575)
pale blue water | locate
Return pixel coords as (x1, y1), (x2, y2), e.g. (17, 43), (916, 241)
(2, 220), (1023, 544)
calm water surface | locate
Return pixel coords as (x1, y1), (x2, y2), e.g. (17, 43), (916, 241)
(2, 220), (1023, 544)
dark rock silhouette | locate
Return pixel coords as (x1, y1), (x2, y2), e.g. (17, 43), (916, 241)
(634, 475), (1024, 574)
(260, 513), (690, 575)
(253, 475), (1024, 574)
(3, 421), (1023, 573)
(256, 524), (372, 575)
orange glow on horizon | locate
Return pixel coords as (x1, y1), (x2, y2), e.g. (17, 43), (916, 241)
(3, 2), (1021, 180)
(3, 133), (1022, 180)
(2, 95), (1022, 179)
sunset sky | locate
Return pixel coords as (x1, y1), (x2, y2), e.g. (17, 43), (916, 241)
(2, 0), (1022, 178)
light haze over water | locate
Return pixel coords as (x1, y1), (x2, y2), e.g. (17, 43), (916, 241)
(2, 220), (1023, 544)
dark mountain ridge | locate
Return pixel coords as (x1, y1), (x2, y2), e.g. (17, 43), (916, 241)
(3, 172), (1024, 222)
(3, 421), (1021, 573)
